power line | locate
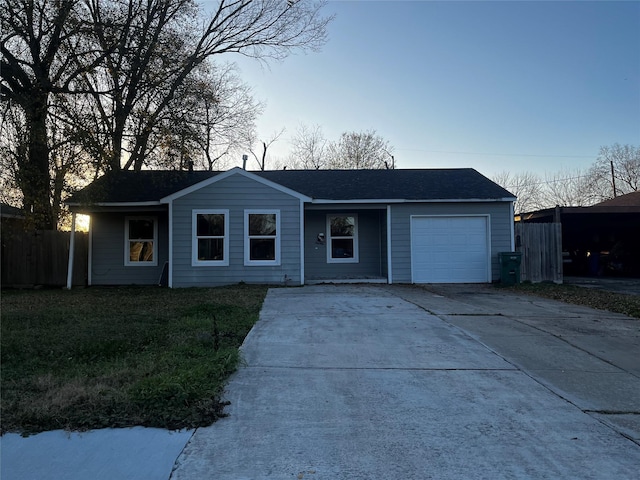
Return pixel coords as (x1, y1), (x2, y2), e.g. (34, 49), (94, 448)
(502, 174), (592, 189)
(395, 147), (595, 159)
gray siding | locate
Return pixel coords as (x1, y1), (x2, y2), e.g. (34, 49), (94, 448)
(91, 211), (168, 285)
(171, 174), (302, 287)
(390, 202), (512, 283)
(304, 209), (387, 280)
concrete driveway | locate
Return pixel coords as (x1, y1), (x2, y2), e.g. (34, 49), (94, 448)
(172, 284), (640, 479)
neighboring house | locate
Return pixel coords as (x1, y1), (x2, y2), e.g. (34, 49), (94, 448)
(65, 167), (516, 287)
(0, 203), (26, 232)
(516, 191), (640, 276)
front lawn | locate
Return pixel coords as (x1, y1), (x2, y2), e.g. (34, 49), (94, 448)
(0, 284), (268, 434)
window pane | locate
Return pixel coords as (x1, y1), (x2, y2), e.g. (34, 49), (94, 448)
(129, 241), (154, 262)
(331, 238), (354, 258)
(198, 238), (224, 261)
(330, 216), (355, 237)
(197, 214), (224, 237)
(250, 238), (275, 261)
(249, 214), (277, 236)
(129, 219), (154, 239)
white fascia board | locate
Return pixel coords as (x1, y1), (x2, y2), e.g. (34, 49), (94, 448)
(160, 167), (312, 203)
(67, 201), (164, 209)
(66, 200), (166, 215)
(310, 197), (516, 204)
(310, 199), (400, 204)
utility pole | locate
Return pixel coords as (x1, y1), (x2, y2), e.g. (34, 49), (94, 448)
(610, 160), (617, 197)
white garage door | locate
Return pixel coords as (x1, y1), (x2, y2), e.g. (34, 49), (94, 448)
(411, 216), (490, 283)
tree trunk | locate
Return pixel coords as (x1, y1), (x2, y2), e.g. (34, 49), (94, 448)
(51, 165), (68, 229)
(18, 94), (55, 230)
(109, 109), (127, 171)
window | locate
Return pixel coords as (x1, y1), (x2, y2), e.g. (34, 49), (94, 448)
(245, 210), (280, 265)
(192, 210), (229, 266)
(125, 217), (157, 266)
(327, 214), (358, 263)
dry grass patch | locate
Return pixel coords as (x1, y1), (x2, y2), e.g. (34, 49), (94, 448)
(506, 282), (640, 319)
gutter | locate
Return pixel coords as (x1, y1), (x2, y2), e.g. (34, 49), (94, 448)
(310, 197), (516, 204)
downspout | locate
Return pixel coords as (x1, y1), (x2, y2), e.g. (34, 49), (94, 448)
(387, 205), (392, 284)
(168, 200), (173, 288)
(300, 199), (305, 285)
(88, 217), (92, 286)
(510, 201), (515, 251)
(66, 212), (76, 289)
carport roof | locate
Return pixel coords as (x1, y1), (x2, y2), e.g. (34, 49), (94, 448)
(66, 168), (515, 206)
(594, 191), (640, 207)
(0, 203), (25, 218)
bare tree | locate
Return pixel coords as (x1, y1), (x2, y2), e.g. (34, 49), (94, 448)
(327, 130), (394, 170)
(0, 0), (103, 228)
(145, 62), (260, 172)
(194, 63), (262, 171)
(590, 144), (640, 198)
(2, 0), (331, 228)
(246, 128), (286, 171)
(79, 0), (331, 172)
(289, 124), (327, 169)
(539, 168), (600, 207)
(0, 101), (27, 208)
(492, 171), (544, 214)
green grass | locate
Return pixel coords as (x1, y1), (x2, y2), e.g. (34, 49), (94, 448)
(1, 284), (268, 434)
(505, 282), (640, 319)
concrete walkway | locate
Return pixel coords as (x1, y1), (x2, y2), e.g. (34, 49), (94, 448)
(1, 427), (192, 480)
(172, 284), (640, 479)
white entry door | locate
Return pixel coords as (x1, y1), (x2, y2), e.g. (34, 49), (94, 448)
(411, 216), (490, 283)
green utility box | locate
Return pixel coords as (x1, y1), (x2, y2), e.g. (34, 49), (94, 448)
(499, 252), (522, 285)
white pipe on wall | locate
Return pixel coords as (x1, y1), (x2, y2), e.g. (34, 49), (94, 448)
(66, 212), (76, 289)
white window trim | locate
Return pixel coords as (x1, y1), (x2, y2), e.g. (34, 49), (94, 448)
(192, 209), (230, 266)
(244, 209), (281, 266)
(124, 216), (158, 266)
(326, 213), (359, 264)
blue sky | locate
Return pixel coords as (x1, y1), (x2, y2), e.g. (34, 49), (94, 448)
(227, 0), (640, 178)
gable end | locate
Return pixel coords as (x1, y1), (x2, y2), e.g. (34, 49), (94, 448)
(161, 167), (311, 203)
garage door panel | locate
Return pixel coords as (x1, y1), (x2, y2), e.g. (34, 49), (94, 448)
(411, 216), (489, 283)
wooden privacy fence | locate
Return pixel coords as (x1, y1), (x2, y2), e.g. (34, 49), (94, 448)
(1, 230), (88, 287)
(515, 222), (563, 284)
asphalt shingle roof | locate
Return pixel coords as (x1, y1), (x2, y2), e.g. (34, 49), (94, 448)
(257, 169), (513, 201)
(67, 171), (220, 204)
(593, 191), (640, 207)
(66, 168), (514, 206)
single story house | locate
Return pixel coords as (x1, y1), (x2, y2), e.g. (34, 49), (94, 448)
(65, 167), (516, 287)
